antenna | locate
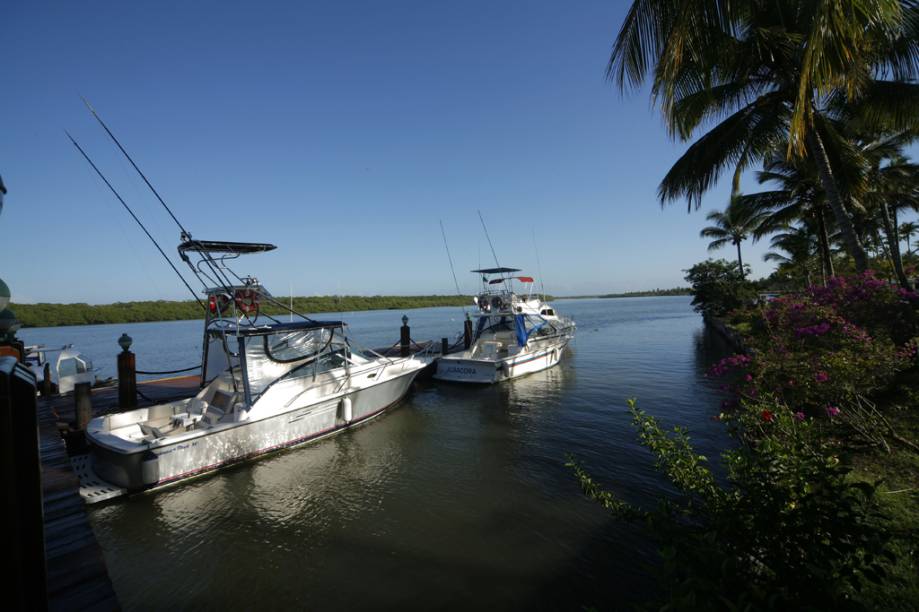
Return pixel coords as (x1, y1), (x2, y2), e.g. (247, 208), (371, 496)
(81, 97), (191, 240)
(439, 220), (466, 312)
(66, 131), (205, 308)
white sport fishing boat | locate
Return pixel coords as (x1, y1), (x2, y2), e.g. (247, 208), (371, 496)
(434, 267), (575, 383)
(85, 239), (433, 492)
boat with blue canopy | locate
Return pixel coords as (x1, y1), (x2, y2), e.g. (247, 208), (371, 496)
(434, 268), (575, 383)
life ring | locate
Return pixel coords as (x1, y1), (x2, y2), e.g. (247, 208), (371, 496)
(234, 288), (260, 314)
(208, 293), (232, 315)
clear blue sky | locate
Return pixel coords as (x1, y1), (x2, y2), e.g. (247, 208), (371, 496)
(2, 1), (849, 303)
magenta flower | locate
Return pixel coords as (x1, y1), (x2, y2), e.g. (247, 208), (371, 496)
(814, 371), (829, 383)
(826, 406), (841, 417)
(794, 411), (806, 421)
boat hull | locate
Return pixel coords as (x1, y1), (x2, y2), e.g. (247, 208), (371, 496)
(89, 368), (420, 492)
(433, 339), (568, 384)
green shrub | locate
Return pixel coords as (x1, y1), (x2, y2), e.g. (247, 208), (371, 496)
(683, 259), (758, 319)
(570, 400), (895, 611)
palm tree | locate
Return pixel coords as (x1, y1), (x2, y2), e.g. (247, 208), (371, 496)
(764, 224), (820, 287)
(700, 195), (764, 276)
(852, 131), (919, 288)
(740, 156), (837, 283)
(900, 221), (919, 255)
(609, 0), (919, 271)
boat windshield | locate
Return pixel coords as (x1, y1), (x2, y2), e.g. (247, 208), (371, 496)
(263, 328), (334, 363)
(242, 326), (348, 396)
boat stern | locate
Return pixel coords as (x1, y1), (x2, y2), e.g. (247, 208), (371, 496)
(433, 356), (500, 383)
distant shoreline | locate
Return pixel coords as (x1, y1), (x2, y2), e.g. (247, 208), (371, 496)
(10, 295), (472, 328)
(556, 288), (691, 300)
(12, 290), (689, 328)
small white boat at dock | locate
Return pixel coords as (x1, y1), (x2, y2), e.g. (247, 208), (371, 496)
(434, 267), (575, 383)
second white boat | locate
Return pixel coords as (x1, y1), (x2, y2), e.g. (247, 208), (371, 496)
(434, 267), (575, 384)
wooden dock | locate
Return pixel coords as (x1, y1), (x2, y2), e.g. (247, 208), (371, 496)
(37, 375), (201, 611)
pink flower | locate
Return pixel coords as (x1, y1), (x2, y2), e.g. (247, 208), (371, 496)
(794, 411), (806, 421)
(826, 406), (841, 418)
(814, 371), (829, 383)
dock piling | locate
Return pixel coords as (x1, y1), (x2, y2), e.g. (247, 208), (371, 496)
(463, 314), (473, 350)
(117, 333), (137, 408)
(1, 357), (49, 609)
(74, 382), (93, 430)
(41, 362), (53, 396)
(441, 337), (449, 355)
(400, 315), (410, 357)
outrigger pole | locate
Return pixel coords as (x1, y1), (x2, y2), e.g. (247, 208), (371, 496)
(439, 219), (466, 313)
(477, 210), (510, 292)
(66, 131), (206, 309)
(81, 97), (191, 240)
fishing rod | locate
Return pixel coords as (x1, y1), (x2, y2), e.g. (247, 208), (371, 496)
(66, 131), (206, 309)
(82, 97), (191, 240)
(80, 99), (258, 320)
(477, 210), (510, 292)
(80, 100), (315, 326)
(439, 220), (466, 313)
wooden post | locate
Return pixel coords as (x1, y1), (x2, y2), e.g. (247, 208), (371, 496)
(117, 349), (137, 408)
(74, 382), (93, 430)
(463, 316), (473, 350)
(40, 362), (53, 397)
(0, 356), (48, 608)
(441, 337), (449, 355)
(400, 316), (410, 358)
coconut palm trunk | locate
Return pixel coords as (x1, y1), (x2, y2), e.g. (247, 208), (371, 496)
(805, 129), (869, 271)
(879, 201), (912, 289)
(815, 208), (834, 285)
(735, 240), (744, 276)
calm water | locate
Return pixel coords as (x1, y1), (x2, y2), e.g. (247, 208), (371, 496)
(21, 297), (733, 610)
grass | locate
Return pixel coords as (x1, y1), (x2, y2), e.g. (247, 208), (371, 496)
(842, 375), (919, 610)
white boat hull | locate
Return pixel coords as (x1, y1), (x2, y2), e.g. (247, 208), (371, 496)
(89, 368), (421, 491)
(434, 339), (569, 384)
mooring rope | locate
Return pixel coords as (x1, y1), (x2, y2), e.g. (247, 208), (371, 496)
(136, 365), (201, 375)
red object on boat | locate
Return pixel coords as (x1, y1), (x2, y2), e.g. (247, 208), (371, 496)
(517, 276), (535, 283)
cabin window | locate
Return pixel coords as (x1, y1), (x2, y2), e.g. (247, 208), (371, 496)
(59, 358), (78, 378)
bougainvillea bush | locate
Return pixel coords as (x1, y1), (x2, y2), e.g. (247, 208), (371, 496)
(711, 272), (918, 416)
(808, 271), (919, 345)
